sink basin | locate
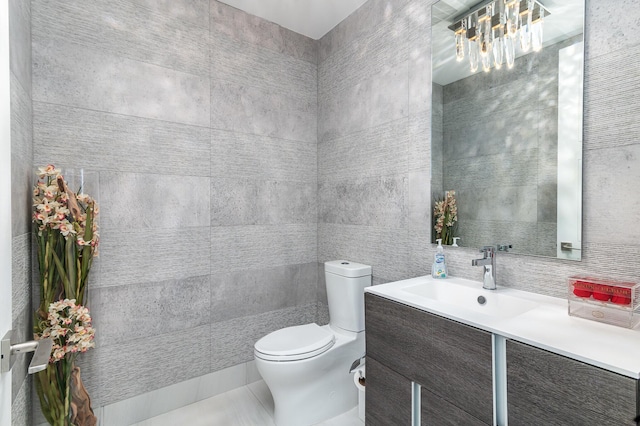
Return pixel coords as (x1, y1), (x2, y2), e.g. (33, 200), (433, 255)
(402, 280), (539, 319)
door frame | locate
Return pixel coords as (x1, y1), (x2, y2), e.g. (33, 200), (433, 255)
(1, 0), (14, 423)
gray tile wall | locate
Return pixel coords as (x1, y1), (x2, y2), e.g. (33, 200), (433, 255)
(318, 0), (432, 288)
(9, 0), (33, 424)
(30, 0), (318, 413)
(318, 0), (640, 300)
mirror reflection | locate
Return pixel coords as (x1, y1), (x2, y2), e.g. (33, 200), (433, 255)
(431, 0), (584, 260)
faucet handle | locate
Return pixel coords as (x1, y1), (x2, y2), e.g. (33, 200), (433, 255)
(498, 244), (513, 252)
(480, 246), (495, 254)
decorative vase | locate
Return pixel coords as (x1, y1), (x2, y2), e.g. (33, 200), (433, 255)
(33, 166), (99, 426)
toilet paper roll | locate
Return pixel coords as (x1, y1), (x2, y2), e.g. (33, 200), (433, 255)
(353, 366), (365, 390)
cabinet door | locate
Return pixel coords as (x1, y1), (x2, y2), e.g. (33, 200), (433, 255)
(366, 357), (413, 426)
(366, 293), (493, 425)
(421, 386), (488, 425)
(507, 339), (639, 425)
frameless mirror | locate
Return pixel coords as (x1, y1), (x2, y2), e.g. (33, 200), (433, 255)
(431, 0), (584, 260)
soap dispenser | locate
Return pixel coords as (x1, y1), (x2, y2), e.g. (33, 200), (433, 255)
(432, 239), (448, 279)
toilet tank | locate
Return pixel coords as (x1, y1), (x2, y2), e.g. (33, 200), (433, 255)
(324, 260), (372, 332)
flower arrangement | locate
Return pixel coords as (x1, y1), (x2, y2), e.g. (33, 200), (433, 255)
(33, 165), (99, 426)
(36, 299), (95, 363)
(433, 190), (458, 245)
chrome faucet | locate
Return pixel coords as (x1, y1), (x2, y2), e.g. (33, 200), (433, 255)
(472, 246), (497, 290)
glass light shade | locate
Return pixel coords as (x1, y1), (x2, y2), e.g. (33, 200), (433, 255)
(504, 35), (515, 68)
(492, 34), (504, 69)
(468, 39), (479, 72)
(478, 10), (492, 72)
(455, 31), (466, 61)
(531, 9), (544, 51)
(520, 11), (532, 52)
(505, 1), (520, 38)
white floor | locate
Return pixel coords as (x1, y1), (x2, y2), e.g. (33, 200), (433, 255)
(133, 380), (364, 426)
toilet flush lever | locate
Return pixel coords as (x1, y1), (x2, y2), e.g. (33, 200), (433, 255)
(349, 355), (366, 373)
(1, 330), (53, 374)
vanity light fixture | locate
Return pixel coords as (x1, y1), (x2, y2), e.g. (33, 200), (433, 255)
(449, 0), (548, 73)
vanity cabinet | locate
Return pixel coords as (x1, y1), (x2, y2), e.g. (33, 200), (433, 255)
(366, 357), (412, 425)
(507, 340), (639, 425)
(365, 293), (493, 425)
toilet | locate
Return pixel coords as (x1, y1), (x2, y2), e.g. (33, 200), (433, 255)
(254, 260), (372, 426)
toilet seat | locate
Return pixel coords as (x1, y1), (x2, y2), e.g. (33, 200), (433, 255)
(254, 323), (335, 362)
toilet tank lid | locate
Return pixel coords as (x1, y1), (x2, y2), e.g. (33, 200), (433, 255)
(324, 260), (372, 277)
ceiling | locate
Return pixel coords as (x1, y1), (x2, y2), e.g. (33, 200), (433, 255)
(217, 0), (369, 40)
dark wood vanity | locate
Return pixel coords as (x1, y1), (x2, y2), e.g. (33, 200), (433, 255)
(365, 293), (640, 425)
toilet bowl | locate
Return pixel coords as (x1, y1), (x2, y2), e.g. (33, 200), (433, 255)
(254, 260), (372, 426)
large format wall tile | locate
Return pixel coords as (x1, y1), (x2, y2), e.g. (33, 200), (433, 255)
(444, 150), (538, 190)
(409, 112), (430, 173)
(210, 263), (317, 322)
(318, 0), (412, 63)
(407, 0), (431, 116)
(211, 31), (316, 100)
(11, 235), (31, 403)
(210, 224), (317, 274)
(211, 1), (318, 63)
(318, 223), (411, 282)
(9, 0), (31, 93)
(318, 59), (409, 142)
(95, 324), (212, 406)
(211, 178), (316, 226)
(586, 0), (640, 60)
(91, 275), (211, 347)
(318, 118), (409, 182)
(210, 0), (281, 52)
(318, 175), (406, 227)
(210, 304), (316, 371)
(33, 103), (211, 176)
(583, 144), (640, 246)
(99, 172), (211, 230)
(11, 377), (30, 426)
(584, 44), (640, 151)
(32, 0), (209, 76)
(211, 129), (317, 182)
(10, 73), (32, 238)
(97, 227), (211, 288)
(210, 80), (316, 143)
(32, 36), (210, 127)
(318, 11), (407, 99)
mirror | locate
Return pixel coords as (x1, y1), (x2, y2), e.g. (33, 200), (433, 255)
(431, 0), (584, 260)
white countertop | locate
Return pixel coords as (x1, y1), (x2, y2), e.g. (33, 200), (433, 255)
(365, 275), (640, 379)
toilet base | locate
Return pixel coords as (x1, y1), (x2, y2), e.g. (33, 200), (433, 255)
(271, 365), (356, 426)
(255, 327), (363, 426)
